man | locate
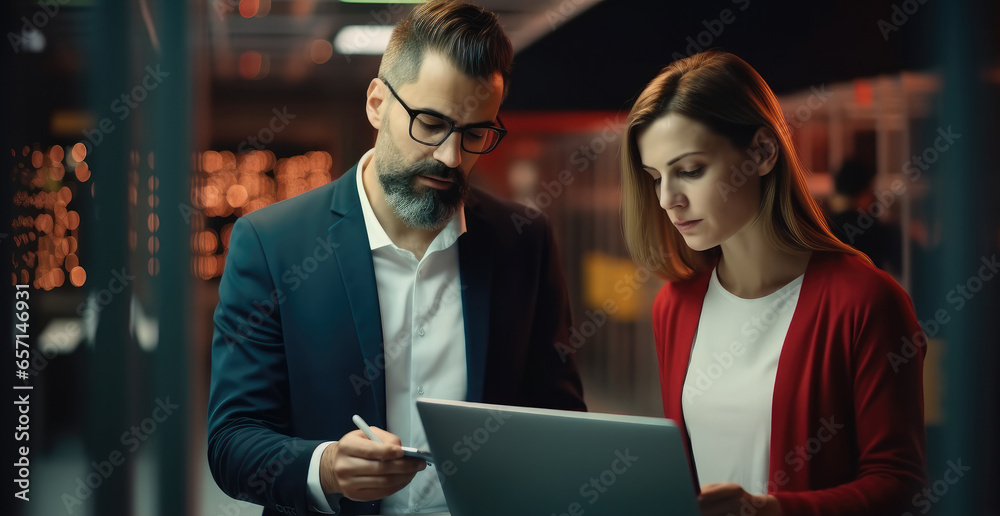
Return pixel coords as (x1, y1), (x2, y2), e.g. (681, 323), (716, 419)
(207, 2), (586, 515)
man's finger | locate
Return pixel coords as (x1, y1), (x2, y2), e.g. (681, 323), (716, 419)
(338, 455), (427, 476)
(339, 432), (405, 460)
(368, 426), (403, 446)
(348, 472), (420, 489)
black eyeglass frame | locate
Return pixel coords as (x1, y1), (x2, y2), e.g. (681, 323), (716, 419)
(380, 78), (508, 155)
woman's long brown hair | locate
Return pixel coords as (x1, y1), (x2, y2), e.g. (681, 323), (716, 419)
(620, 50), (870, 281)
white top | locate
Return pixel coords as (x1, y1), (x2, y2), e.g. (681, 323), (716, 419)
(681, 266), (804, 495)
(308, 149), (468, 514)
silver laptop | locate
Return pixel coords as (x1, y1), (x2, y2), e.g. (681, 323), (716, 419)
(415, 398), (699, 516)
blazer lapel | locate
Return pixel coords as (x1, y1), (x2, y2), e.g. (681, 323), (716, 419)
(458, 192), (493, 403)
(329, 165), (387, 427)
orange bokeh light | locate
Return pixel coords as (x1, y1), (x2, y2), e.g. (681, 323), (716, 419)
(227, 184), (249, 208)
(72, 142), (87, 162)
(239, 0), (259, 18)
(195, 255), (219, 279)
(310, 39), (334, 65)
(35, 214), (54, 234)
(195, 230), (219, 255)
(51, 268), (65, 288)
(49, 163), (66, 181)
(58, 186), (72, 204)
(202, 151), (223, 173)
(66, 211), (80, 230)
(54, 201), (68, 222)
(75, 161), (91, 181)
(202, 185), (223, 208)
(70, 266), (86, 286)
(49, 145), (64, 163)
(239, 51), (264, 80)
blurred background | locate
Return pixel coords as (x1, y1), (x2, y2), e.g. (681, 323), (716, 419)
(3, 0), (998, 514)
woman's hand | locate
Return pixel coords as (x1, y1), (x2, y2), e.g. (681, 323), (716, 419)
(698, 482), (782, 516)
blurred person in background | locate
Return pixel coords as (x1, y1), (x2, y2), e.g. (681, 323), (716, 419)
(827, 158), (903, 276)
(207, 2), (585, 515)
(619, 50), (926, 516)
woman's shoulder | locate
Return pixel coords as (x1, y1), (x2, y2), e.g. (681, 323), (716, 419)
(809, 251), (912, 308)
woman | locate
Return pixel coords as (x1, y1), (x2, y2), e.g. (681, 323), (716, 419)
(619, 51), (926, 516)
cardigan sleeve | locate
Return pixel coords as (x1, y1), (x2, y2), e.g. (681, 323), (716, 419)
(774, 278), (928, 516)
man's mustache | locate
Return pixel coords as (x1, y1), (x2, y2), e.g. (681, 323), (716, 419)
(406, 160), (461, 183)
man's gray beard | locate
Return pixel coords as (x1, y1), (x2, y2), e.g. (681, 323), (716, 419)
(374, 146), (468, 231)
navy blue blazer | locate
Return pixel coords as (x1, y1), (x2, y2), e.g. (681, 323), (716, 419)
(207, 165), (586, 515)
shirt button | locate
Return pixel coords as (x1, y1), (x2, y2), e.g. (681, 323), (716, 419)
(417, 327), (425, 336)
(417, 385), (424, 395)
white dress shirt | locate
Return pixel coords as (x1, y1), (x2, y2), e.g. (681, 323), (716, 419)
(682, 266), (804, 495)
(308, 149), (468, 514)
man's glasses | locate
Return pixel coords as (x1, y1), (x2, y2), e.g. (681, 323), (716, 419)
(381, 78), (507, 155)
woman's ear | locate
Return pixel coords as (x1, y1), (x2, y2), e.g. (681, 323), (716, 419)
(365, 78), (387, 130)
(749, 127), (780, 176)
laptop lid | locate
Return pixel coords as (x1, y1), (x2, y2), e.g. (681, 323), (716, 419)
(415, 398), (699, 516)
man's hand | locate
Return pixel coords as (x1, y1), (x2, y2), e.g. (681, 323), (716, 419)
(698, 482), (782, 516)
(319, 427), (427, 501)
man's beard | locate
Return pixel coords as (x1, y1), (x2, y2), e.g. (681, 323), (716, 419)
(373, 139), (470, 230)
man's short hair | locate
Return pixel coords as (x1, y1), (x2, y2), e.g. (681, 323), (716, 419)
(379, 0), (513, 101)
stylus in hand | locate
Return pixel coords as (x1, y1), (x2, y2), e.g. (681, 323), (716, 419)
(352, 414), (384, 443)
(352, 414), (434, 463)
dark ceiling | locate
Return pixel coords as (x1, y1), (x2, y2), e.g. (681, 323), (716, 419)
(504, 0), (942, 111)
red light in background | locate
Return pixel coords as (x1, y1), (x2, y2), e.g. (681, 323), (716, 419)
(239, 0), (259, 18)
(854, 80), (873, 108)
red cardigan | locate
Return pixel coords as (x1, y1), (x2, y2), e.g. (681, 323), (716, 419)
(652, 251), (927, 516)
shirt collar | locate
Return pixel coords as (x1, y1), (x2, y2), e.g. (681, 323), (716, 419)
(355, 149), (467, 253)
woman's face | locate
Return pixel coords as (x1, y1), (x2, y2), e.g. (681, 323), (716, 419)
(637, 112), (768, 252)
